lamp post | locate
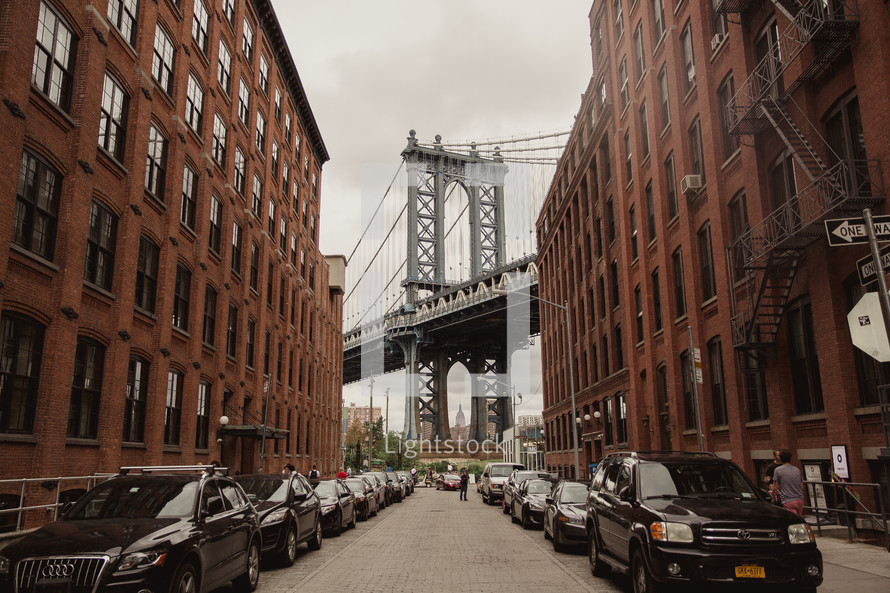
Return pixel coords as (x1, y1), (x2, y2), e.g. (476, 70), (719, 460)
(219, 415), (229, 467)
(493, 289), (580, 480)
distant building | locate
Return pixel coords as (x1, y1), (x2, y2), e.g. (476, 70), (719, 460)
(344, 402), (382, 430)
(517, 415), (543, 427)
(450, 403), (470, 443)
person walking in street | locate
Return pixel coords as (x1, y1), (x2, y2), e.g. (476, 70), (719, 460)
(765, 448), (783, 506)
(459, 468), (469, 501)
(772, 449), (805, 515)
(308, 464), (320, 479)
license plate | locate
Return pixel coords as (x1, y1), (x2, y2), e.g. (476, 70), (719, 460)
(734, 565), (765, 579)
(35, 579), (73, 593)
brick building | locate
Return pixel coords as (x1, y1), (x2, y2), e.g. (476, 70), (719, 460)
(0, 0), (344, 484)
(538, 0), (890, 504)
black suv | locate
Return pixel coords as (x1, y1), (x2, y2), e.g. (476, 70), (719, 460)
(0, 465), (261, 593)
(586, 452), (822, 593)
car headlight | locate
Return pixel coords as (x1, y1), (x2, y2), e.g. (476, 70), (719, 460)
(558, 515), (584, 525)
(650, 522), (694, 543)
(261, 508), (288, 525)
(357, 496), (366, 502)
(321, 504), (336, 515)
(0, 555), (9, 575)
(788, 523), (815, 544)
(117, 550), (168, 572)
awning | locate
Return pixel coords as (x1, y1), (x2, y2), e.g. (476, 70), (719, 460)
(219, 425), (289, 440)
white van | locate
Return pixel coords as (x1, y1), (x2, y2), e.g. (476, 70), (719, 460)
(480, 462), (525, 505)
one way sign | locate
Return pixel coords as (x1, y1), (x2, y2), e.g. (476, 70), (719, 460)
(825, 215), (890, 246)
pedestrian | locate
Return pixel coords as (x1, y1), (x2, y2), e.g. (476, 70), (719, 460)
(309, 464), (320, 479)
(459, 468), (469, 501)
(346, 467), (352, 477)
(282, 463), (295, 474)
(337, 469), (348, 479)
(764, 448), (783, 506)
(772, 449), (805, 515)
(411, 466), (417, 483)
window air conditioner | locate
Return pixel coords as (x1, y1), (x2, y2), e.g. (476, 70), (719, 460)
(711, 33), (726, 52)
(687, 64), (696, 83)
(680, 174), (703, 195)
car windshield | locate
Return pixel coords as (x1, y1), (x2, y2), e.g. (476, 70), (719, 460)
(65, 479), (199, 520)
(490, 466), (514, 477)
(560, 484), (589, 503)
(236, 477), (288, 503)
(344, 480), (366, 493)
(514, 471), (539, 483)
(442, 474), (459, 481)
(526, 481), (552, 494)
(639, 461), (759, 499)
(313, 482), (338, 498)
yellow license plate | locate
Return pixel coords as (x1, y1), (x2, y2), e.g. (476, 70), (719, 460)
(734, 565), (765, 579)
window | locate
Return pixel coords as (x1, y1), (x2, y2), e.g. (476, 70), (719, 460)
(658, 65), (670, 130)
(208, 196), (222, 254)
(308, 262), (315, 292)
(624, 130), (633, 183)
(164, 370), (183, 446)
(619, 58), (629, 111)
(14, 150), (61, 260)
(698, 221), (716, 301)
(610, 259), (620, 307)
(602, 331), (610, 375)
(282, 161), (290, 196)
(124, 355), (148, 442)
(259, 56), (269, 94)
(252, 174), (263, 218)
(742, 351), (768, 421)
(152, 24), (175, 95)
(212, 114), (227, 167)
(234, 147), (246, 194)
(755, 19), (783, 101)
(710, 0), (728, 38)
(607, 198), (615, 243)
(250, 242), (259, 291)
(256, 110), (266, 151)
(285, 112), (292, 143)
(203, 284), (217, 346)
(593, 19), (603, 64)
(633, 22), (645, 81)
(279, 275), (286, 316)
(222, 0), (235, 27)
(271, 141), (279, 176)
(180, 164), (197, 230)
(598, 275), (606, 320)
(825, 93), (869, 191)
(614, 0), (624, 40)
(217, 40), (232, 94)
(238, 78), (250, 126)
(640, 102), (650, 160)
(290, 287), (296, 326)
(688, 117), (705, 184)
(32, 1), (76, 111)
(595, 216), (603, 259)
(135, 236), (159, 313)
(107, 0), (138, 46)
(310, 213), (317, 242)
(185, 74), (204, 133)
(708, 337), (727, 426)
(665, 152), (678, 220)
(226, 303), (238, 358)
(67, 338), (104, 439)
(196, 381), (210, 449)
(300, 249), (306, 278)
(263, 330), (271, 375)
(652, 268), (663, 332)
(717, 75), (739, 159)
(787, 296), (824, 414)
(616, 393), (627, 444)
(603, 397), (613, 446)
(635, 285), (644, 342)
(242, 18), (254, 61)
(99, 72), (128, 161)
(680, 350), (695, 429)
(615, 324), (624, 369)
(246, 317), (256, 368)
(597, 76), (607, 114)
(192, 0), (209, 54)
(645, 181), (656, 242)
(770, 153), (799, 230)
(728, 191), (749, 281)
(279, 217), (287, 251)
(0, 313), (44, 434)
(652, 0), (665, 40)
(629, 205), (638, 260)
(145, 123), (168, 198)
(600, 137), (611, 183)
(672, 247), (686, 318)
(275, 88), (282, 121)
(173, 264), (191, 331)
(84, 201), (117, 291)
(231, 220), (243, 275)
(266, 261), (274, 307)
(680, 22), (695, 94)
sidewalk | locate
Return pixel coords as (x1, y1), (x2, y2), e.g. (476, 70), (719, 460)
(816, 534), (890, 593)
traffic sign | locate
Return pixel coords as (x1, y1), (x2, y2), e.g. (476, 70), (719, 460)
(825, 215), (890, 246)
(847, 292), (890, 362)
(856, 244), (890, 286)
(693, 348), (703, 384)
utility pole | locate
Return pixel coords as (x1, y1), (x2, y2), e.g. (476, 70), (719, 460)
(385, 388), (390, 435)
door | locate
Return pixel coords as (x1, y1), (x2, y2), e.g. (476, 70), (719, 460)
(595, 462), (622, 553)
(198, 481), (236, 588)
(610, 463), (634, 564)
(218, 479), (253, 575)
(291, 475), (315, 540)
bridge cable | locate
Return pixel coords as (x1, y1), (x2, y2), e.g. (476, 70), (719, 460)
(344, 161), (405, 266)
(342, 201), (408, 305)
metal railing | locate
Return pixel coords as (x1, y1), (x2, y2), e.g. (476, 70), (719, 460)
(0, 474), (115, 534)
(804, 479), (889, 549)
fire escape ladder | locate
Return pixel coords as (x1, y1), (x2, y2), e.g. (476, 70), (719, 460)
(771, 0), (801, 22)
(742, 250), (800, 349)
(760, 97), (827, 185)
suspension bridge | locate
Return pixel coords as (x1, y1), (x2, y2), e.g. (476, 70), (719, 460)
(342, 129), (567, 441)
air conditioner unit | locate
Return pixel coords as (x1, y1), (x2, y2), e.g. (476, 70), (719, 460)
(680, 174), (703, 195)
(711, 33), (726, 52)
(687, 65), (696, 83)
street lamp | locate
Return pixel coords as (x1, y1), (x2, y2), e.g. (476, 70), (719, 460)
(493, 289), (580, 480)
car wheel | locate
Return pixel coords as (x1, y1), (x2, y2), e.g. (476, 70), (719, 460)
(333, 510), (342, 537)
(521, 507), (531, 530)
(543, 519), (552, 540)
(510, 502), (518, 524)
(232, 539), (260, 592)
(307, 520), (322, 551)
(171, 562), (198, 593)
(280, 524), (297, 566)
(552, 524), (564, 552)
(632, 549), (663, 593)
(349, 509), (356, 529)
(588, 525), (609, 577)
(502, 498), (510, 514)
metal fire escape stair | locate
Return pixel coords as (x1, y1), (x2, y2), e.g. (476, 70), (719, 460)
(732, 250), (800, 350)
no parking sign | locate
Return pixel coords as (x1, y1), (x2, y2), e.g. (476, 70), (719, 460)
(831, 444), (849, 479)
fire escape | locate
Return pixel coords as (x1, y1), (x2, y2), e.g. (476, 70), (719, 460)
(717, 0), (883, 350)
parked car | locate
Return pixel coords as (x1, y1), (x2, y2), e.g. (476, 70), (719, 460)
(361, 472), (387, 510)
(384, 472), (405, 503)
(0, 465), (261, 593)
(436, 474), (461, 491)
(544, 480), (588, 552)
(311, 479), (356, 537)
(586, 451), (823, 593)
(509, 478), (555, 529)
(395, 471), (414, 495)
(343, 477), (379, 520)
(480, 462), (525, 505)
(366, 471), (393, 506)
(234, 472), (322, 565)
(502, 470), (554, 515)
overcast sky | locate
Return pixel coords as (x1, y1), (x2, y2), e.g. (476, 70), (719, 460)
(272, 0), (594, 431)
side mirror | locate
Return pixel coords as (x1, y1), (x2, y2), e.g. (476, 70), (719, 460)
(545, 497), (554, 505)
(618, 486), (634, 503)
(340, 491), (352, 499)
(293, 492), (308, 503)
(59, 501), (75, 517)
